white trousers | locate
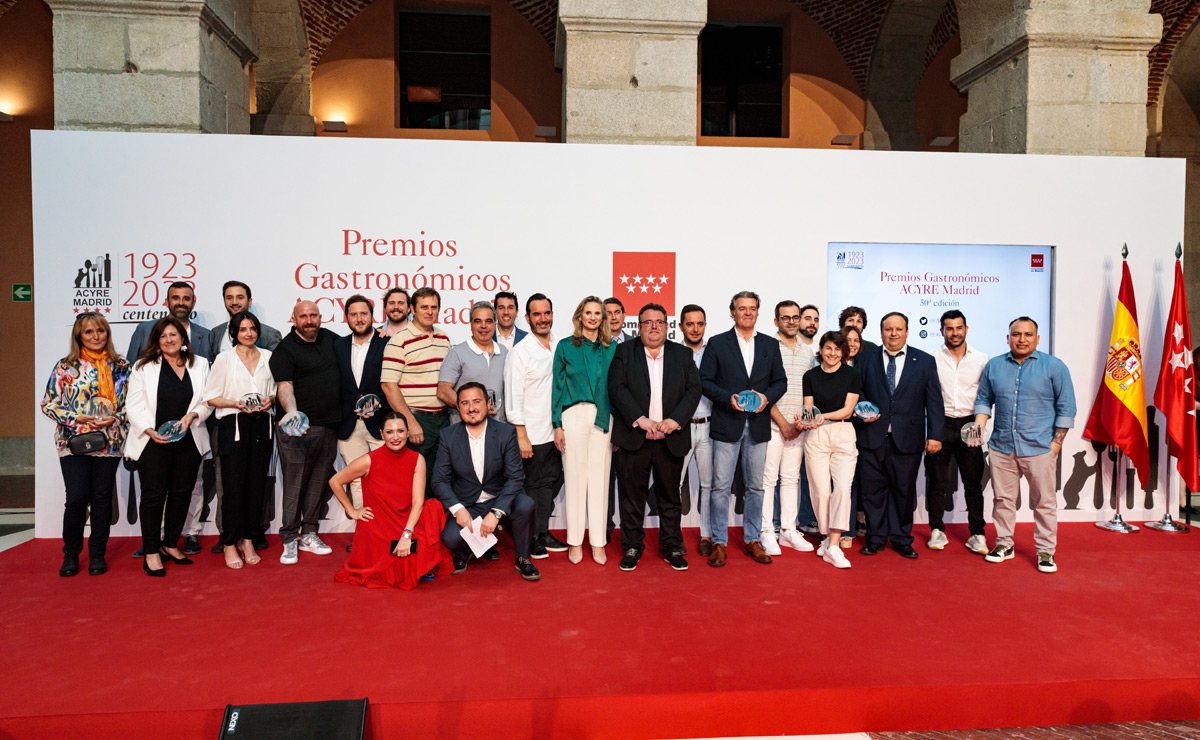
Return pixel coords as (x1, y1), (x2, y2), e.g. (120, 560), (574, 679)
(561, 403), (613, 547)
(761, 426), (805, 534)
(804, 422), (857, 535)
(339, 419), (385, 509)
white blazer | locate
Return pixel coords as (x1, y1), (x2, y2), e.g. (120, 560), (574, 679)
(124, 356), (213, 461)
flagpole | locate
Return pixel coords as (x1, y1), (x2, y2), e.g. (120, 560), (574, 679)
(1097, 446), (1140, 533)
(1146, 467), (1191, 532)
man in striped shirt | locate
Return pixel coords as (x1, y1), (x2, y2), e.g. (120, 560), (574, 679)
(381, 286), (452, 496)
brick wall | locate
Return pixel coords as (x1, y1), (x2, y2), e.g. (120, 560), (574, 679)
(0, 0), (19, 21)
(792, 0), (891, 95)
(924, 0), (958, 70)
(1149, 0), (1200, 105)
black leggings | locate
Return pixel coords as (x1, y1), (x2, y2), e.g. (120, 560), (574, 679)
(60, 454), (120, 558)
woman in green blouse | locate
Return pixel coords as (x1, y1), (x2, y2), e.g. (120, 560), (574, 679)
(552, 296), (617, 565)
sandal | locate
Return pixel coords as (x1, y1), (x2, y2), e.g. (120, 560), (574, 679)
(238, 541), (261, 565)
(224, 547), (243, 570)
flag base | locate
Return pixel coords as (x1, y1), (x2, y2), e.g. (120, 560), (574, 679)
(1144, 513), (1190, 533)
(1096, 514), (1140, 533)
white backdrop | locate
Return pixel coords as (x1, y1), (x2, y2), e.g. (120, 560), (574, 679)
(31, 131), (1186, 538)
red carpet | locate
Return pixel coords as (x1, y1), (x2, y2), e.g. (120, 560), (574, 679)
(2, 523), (1200, 739)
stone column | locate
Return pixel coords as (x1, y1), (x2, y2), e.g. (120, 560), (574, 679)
(250, 0), (314, 135)
(557, 0), (706, 145)
(47, 0), (257, 133)
(950, 0), (1161, 155)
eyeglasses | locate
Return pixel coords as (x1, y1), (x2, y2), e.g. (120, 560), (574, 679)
(778, 315), (801, 323)
(640, 320), (667, 328)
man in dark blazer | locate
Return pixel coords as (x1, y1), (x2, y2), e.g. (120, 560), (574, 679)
(212, 280), (283, 353)
(699, 290), (788, 567)
(855, 311), (945, 558)
(432, 382), (541, 581)
(608, 303), (702, 572)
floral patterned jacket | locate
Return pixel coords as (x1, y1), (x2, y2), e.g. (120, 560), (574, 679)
(40, 357), (132, 457)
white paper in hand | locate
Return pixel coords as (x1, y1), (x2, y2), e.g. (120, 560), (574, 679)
(459, 517), (498, 559)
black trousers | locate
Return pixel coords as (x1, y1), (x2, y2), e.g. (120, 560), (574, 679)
(523, 441), (564, 533)
(219, 413), (272, 546)
(618, 440), (684, 555)
(440, 494), (536, 561)
(859, 435), (922, 548)
(138, 435), (203, 552)
(59, 454), (120, 558)
(925, 415), (986, 535)
(607, 448), (620, 533)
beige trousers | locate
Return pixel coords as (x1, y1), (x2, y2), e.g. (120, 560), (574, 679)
(804, 421), (858, 535)
(338, 419), (384, 509)
(989, 449), (1058, 554)
(561, 403), (613, 547)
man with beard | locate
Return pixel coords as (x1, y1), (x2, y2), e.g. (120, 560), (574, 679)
(378, 288), (410, 338)
(211, 281), (283, 353)
(679, 305), (714, 556)
(270, 300), (342, 565)
(759, 301), (819, 556)
(437, 302), (509, 425)
(504, 293), (569, 558)
(335, 295), (393, 518)
(492, 291), (527, 350)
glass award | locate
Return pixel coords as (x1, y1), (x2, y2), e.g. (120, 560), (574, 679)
(854, 401), (880, 421)
(799, 405), (824, 428)
(280, 411), (310, 437)
(157, 420), (186, 443)
(83, 397), (115, 419)
(486, 388), (499, 409)
(736, 390), (761, 413)
(354, 394), (381, 417)
(241, 393), (267, 412)
(961, 422), (983, 447)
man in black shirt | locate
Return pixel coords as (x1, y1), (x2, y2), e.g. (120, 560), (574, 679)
(269, 300), (342, 565)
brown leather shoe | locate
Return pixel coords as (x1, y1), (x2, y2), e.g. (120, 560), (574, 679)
(744, 540), (773, 564)
(707, 543), (727, 567)
(697, 538), (713, 557)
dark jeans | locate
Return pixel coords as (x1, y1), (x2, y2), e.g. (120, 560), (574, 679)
(138, 435), (203, 553)
(219, 413), (272, 546)
(60, 454), (120, 558)
(618, 440), (684, 555)
(409, 412), (449, 499)
(277, 424), (339, 544)
(523, 441), (564, 533)
(441, 494), (536, 560)
(926, 415), (986, 535)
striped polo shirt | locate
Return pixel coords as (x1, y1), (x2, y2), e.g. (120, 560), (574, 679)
(381, 325), (451, 411)
(777, 335), (816, 420)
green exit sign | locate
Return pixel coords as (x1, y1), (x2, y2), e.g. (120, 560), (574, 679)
(12, 284), (32, 302)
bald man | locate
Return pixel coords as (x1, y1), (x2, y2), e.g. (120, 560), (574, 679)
(269, 300), (343, 565)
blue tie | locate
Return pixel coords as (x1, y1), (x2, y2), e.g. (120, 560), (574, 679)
(886, 351), (902, 396)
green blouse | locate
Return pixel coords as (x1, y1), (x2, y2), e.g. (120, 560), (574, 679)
(551, 336), (617, 432)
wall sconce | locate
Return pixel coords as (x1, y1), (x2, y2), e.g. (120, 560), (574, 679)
(0, 112), (13, 123)
(928, 136), (956, 147)
(322, 120), (348, 132)
(830, 134), (857, 145)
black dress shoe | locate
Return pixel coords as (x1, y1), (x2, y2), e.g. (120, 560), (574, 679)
(87, 556), (107, 576)
(183, 535), (202, 555)
(252, 536), (269, 551)
(514, 556), (541, 581)
(541, 532), (569, 552)
(132, 546), (145, 559)
(59, 555), (80, 577)
(345, 543), (353, 553)
(210, 541), (224, 555)
(663, 551), (688, 571)
(618, 548), (642, 571)
(451, 555), (469, 574)
(893, 543), (919, 559)
(143, 559), (166, 577)
(160, 548), (194, 565)
(483, 546), (501, 562)
(530, 535), (549, 560)
(860, 542), (882, 556)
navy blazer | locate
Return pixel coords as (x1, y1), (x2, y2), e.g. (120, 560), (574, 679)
(334, 331), (393, 441)
(854, 345), (945, 454)
(127, 319), (215, 365)
(493, 327), (528, 346)
(608, 338), (701, 457)
(699, 329), (787, 444)
(431, 420), (525, 515)
(212, 320), (284, 352)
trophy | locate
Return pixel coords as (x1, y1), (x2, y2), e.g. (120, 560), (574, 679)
(736, 390), (761, 413)
(156, 420), (187, 443)
(854, 401), (880, 421)
(84, 397), (115, 420)
(241, 393), (267, 413)
(798, 405), (824, 428)
(960, 422), (983, 447)
(280, 411), (310, 437)
(355, 394), (382, 418)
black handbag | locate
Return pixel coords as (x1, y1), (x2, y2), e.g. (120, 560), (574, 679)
(67, 431), (108, 455)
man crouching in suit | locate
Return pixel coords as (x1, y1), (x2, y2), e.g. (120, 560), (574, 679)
(855, 312), (945, 559)
(432, 382), (541, 581)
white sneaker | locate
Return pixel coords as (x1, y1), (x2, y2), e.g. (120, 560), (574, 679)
(816, 536), (828, 557)
(759, 530), (782, 556)
(779, 529), (814, 552)
(298, 532), (332, 555)
(965, 534), (988, 555)
(928, 529), (948, 550)
(823, 546), (852, 569)
(280, 540), (298, 565)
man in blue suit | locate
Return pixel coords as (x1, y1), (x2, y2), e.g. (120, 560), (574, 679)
(492, 291), (528, 350)
(855, 312), (945, 558)
(432, 382), (541, 581)
(699, 291), (787, 567)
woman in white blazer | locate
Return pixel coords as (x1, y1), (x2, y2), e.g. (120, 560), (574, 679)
(125, 316), (212, 577)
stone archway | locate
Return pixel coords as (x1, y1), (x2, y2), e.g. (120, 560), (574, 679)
(862, 0), (950, 150)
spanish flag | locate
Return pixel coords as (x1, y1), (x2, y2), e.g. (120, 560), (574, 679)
(1083, 261), (1150, 487)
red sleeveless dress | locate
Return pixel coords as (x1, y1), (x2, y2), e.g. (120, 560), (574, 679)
(335, 446), (453, 590)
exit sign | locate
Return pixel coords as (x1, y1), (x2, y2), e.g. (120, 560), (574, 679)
(12, 284), (31, 302)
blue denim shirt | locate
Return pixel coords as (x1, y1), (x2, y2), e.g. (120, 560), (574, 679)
(974, 350), (1076, 457)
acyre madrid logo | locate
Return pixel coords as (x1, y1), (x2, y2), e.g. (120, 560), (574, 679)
(613, 252), (675, 315)
(71, 252), (114, 314)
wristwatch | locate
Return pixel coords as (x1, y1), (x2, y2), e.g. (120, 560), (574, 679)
(491, 509), (505, 520)
(402, 528), (413, 539)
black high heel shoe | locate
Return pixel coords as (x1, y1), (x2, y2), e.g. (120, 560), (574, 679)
(160, 548), (194, 565)
(143, 559), (166, 577)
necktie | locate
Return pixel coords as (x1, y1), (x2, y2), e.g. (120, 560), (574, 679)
(887, 351), (903, 396)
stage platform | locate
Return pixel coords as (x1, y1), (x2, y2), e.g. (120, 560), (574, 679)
(2, 523), (1199, 739)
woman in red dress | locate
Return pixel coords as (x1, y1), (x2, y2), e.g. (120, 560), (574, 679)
(330, 412), (453, 589)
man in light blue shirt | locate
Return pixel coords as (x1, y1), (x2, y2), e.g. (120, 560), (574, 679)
(973, 316), (1076, 574)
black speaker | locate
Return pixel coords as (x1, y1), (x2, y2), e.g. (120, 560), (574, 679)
(217, 698), (368, 739)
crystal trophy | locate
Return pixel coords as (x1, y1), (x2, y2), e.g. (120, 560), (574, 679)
(736, 390), (761, 413)
(961, 422), (983, 447)
(355, 394), (381, 418)
(799, 405), (824, 428)
(156, 420), (186, 443)
(854, 401), (880, 421)
(83, 397), (115, 420)
(280, 411), (310, 437)
(241, 393), (267, 412)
